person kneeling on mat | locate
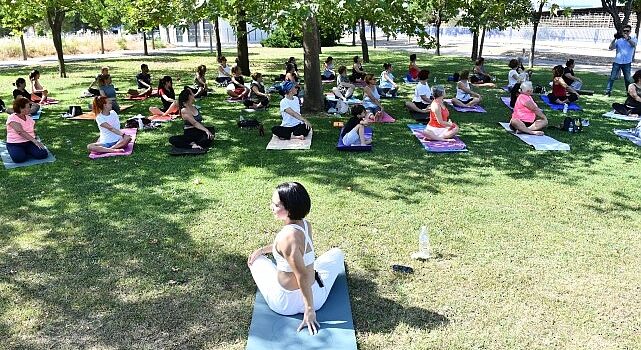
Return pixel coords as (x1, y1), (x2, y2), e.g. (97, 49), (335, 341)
(5, 96), (48, 163)
(248, 182), (345, 335)
(87, 96), (132, 154)
(272, 82), (311, 140)
(510, 81), (548, 135)
(169, 88), (215, 150)
(418, 86), (459, 141)
(341, 105), (372, 146)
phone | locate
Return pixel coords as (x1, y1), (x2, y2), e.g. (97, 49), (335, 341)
(391, 265), (414, 274)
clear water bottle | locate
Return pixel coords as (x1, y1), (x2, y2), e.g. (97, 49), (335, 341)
(563, 103), (569, 114)
(419, 226), (431, 258)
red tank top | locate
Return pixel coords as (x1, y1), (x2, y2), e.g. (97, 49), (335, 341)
(409, 65), (419, 79)
(552, 79), (566, 97)
(428, 102), (449, 128)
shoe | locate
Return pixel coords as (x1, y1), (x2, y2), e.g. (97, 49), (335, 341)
(604, 91), (611, 97)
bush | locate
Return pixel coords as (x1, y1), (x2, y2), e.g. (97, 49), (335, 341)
(117, 37), (128, 50)
(262, 25), (342, 48)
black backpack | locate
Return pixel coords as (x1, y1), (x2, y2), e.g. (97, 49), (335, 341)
(560, 117), (582, 133)
(237, 118), (265, 136)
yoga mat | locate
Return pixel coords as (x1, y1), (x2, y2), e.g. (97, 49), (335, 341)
(540, 95), (582, 111)
(614, 129), (641, 147)
(169, 146), (208, 155)
(501, 86), (510, 92)
(373, 111), (395, 123)
(322, 79), (334, 84)
(34, 98), (59, 105)
(123, 95), (149, 101)
(325, 94), (362, 105)
(266, 130), (313, 150)
(403, 78), (419, 84)
(31, 108), (43, 121)
(500, 97), (513, 110)
(1, 141), (56, 169)
(353, 80), (366, 87)
(444, 99), (486, 113)
(69, 105), (134, 120)
(337, 127), (373, 151)
(410, 111), (429, 122)
(246, 264), (357, 350)
(407, 124), (467, 153)
(602, 111), (641, 121)
(149, 114), (178, 122)
(89, 128), (137, 159)
(499, 122), (570, 151)
(226, 97), (244, 103)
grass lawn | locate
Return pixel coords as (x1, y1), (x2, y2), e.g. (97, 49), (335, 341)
(1, 46), (640, 349)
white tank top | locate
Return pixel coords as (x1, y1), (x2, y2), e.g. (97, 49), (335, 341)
(218, 64), (231, 78)
(456, 80), (471, 101)
(273, 220), (315, 272)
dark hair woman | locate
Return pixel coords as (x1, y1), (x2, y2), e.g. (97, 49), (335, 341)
(168, 88), (215, 150)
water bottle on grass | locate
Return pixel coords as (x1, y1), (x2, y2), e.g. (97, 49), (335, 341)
(410, 225), (431, 260)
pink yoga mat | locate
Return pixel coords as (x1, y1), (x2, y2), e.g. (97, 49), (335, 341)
(37, 98), (59, 105)
(372, 111), (395, 123)
(89, 128), (137, 159)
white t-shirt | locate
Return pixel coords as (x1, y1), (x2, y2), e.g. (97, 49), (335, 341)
(412, 82), (432, 103)
(279, 97), (302, 127)
(508, 69), (528, 88)
(456, 80), (471, 101)
(96, 110), (121, 144)
(218, 64), (231, 78)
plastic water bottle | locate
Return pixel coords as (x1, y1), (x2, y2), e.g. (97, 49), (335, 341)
(433, 77), (437, 84)
(563, 103), (569, 114)
(419, 226), (431, 258)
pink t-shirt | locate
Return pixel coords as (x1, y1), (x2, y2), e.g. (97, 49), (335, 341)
(6, 113), (36, 143)
(511, 94), (536, 123)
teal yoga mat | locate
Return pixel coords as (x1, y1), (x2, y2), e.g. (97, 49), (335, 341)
(1, 141), (56, 170)
(246, 264), (357, 350)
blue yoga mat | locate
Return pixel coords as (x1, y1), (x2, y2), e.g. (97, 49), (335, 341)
(1, 141), (56, 170)
(337, 127), (372, 152)
(246, 265), (357, 350)
(540, 95), (582, 111)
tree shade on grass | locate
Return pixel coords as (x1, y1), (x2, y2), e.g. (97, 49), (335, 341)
(0, 47), (640, 349)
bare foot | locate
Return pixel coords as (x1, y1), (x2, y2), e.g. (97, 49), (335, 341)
(190, 143), (203, 149)
(109, 148), (125, 153)
(531, 130), (544, 136)
(292, 135), (305, 140)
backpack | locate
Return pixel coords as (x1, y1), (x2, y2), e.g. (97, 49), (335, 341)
(237, 118), (265, 136)
(533, 85), (546, 94)
(125, 116), (155, 129)
(560, 117), (582, 133)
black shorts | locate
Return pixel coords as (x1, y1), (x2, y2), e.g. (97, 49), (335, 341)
(458, 98), (473, 104)
(413, 101), (429, 109)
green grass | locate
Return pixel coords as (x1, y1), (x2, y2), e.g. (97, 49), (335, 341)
(1, 46), (640, 349)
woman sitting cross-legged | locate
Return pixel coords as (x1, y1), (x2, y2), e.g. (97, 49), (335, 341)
(351, 56), (367, 82)
(405, 69), (432, 115)
(470, 57), (494, 86)
(510, 81), (548, 135)
(11, 78), (40, 115)
(332, 66), (355, 101)
(341, 105), (372, 146)
(362, 74), (384, 122)
(418, 86), (459, 141)
(619, 70), (641, 116)
(248, 182), (345, 334)
(452, 70), (482, 107)
(149, 76), (179, 118)
(87, 96), (132, 154)
(98, 74), (121, 113)
(379, 63), (398, 97)
(406, 53), (420, 82)
(322, 56), (336, 81)
(548, 65), (579, 105)
(244, 72), (270, 109)
(4, 96), (49, 163)
(29, 69), (49, 103)
(190, 65), (208, 98)
(169, 88), (216, 150)
(272, 82), (311, 140)
(227, 66), (250, 100)
(216, 56), (232, 85)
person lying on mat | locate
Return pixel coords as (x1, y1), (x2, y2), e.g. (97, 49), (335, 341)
(379, 63), (398, 97)
(418, 86), (459, 142)
(87, 96), (132, 154)
(548, 65), (579, 105)
(332, 66), (355, 101)
(510, 81), (548, 136)
(407, 53), (420, 82)
(216, 56), (232, 85)
(452, 70), (482, 107)
(10, 78), (40, 115)
(341, 105), (372, 146)
(227, 66), (250, 99)
(134, 64), (153, 96)
(405, 69), (432, 115)
(471, 57), (493, 84)
(363, 74), (384, 122)
(507, 59), (529, 89)
(322, 56), (336, 81)
(169, 88), (216, 150)
(244, 72), (270, 109)
(190, 65), (208, 98)
(98, 74), (121, 113)
(351, 56), (367, 82)
(29, 70), (49, 103)
(248, 182), (345, 335)
(149, 76), (179, 117)
(563, 59), (583, 91)
(272, 82), (311, 140)
(5, 96), (48, 163)
(88, 66), (109, 97)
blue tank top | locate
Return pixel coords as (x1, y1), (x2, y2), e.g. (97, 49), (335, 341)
(184, 111), (202, 127)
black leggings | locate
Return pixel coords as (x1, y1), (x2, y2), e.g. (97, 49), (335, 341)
(271, 123), (310, 140)
(169, 127), (216, 149)
(243, 97), (269, 108)
(547, 92), (578, 104)
(510, 83), (521, 108)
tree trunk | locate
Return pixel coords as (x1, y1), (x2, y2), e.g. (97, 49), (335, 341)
(194, 22), (199, 47)
(214, 17), (222, 57)
(602, 0), (633, 32)
(166, 26), (171, 44)
(435, 21), (441, 56)
(209, 22), (213, 54)
(236, 9), (251, 75)
(318, 25), (322, 54)
(151, 30), (155, 50)
(46, 8), (66, 77)
(478, 27), (486, 58)
(302, 15), (322, 113)
(636, 11), (641, 38)
(99, 29), (105, 54)
(20, 34), (27, 61)
(372, 23), (377, 48)
(143, 31), (148, 56)
(471, 29), (479, 60)
(529, 1), (545, 69)
(352, 23), (356, 46)
(359, 17), (369, 63)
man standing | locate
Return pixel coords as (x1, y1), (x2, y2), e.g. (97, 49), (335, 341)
(605, 24), (637, 97)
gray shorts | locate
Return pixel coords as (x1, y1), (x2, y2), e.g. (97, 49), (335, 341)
(342, 128), (361, 145)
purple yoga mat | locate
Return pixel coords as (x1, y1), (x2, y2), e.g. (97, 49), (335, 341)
(89, 128), (137, 159)
(444, 99), (486, 113)
(407, 124), (467, 152)
(501, 96), (513, 110)
(337, 127), (373, 151)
